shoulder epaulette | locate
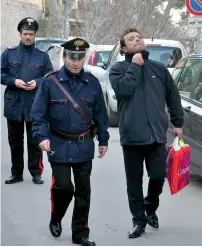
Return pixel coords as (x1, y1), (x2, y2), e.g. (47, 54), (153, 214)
(44, 70), (58, 78)
(7, 46), (18, 50)
(85, 71), (99, 82)
(86, 71), (96, 78)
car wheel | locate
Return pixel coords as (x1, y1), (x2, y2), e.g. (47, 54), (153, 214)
(106, 96), (119, 127)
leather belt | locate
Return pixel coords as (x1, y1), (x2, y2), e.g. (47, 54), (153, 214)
(50, 127), (93, 142)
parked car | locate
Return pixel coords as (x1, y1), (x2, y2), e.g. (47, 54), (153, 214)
(35, 37), (68, 52)
(47, 44), (63, 70)
(103, 39), (187, 127)
(84, 45), (114, 92)
(84, 45), (114, 68)
(35, 36), (83, 52)
(47, 44), (113, 93)
(167, 54), (202, 176)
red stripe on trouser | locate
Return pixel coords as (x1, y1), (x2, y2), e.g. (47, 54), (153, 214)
(50, 176), (56, 213)
(38, 157), (44, 175)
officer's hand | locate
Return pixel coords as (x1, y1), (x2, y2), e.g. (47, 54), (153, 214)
(98, 146), (108, 158)
(173, 127), (183, 137)
(39, 139), (51, 152)
(132, 53), (144, 66)
(24, 80), (37, 90)
(15, 79), (26, 89)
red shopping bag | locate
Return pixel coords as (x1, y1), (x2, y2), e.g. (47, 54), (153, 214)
(166, 137), (191, 195)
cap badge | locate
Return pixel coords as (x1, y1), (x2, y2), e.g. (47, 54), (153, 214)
(27, 18), (34, 25)
(74, 39), (84, 50)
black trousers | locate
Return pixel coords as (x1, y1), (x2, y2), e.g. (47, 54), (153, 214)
(7, 119), (43, 177)
(50, 161), (92, 239)
(122, 142), (166, 226)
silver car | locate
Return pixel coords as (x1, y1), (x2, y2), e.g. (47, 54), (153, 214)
(35, 37), (68, 52)
(167, 54), (202, 176)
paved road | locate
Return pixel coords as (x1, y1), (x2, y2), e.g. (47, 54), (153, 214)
(1, 88), (202, 246)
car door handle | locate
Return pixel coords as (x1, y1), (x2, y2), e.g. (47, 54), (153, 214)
(184, 106), (191, 113)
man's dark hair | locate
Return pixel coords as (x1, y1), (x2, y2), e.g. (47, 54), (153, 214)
(120, 28), (141, 48)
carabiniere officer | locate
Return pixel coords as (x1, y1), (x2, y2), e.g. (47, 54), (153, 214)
(30, 38), (110, 246)
(1, 17), (53, 185)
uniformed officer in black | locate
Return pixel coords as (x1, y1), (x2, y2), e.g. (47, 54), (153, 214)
(30, 38), (109, 246)
(1, 17), (53, 185)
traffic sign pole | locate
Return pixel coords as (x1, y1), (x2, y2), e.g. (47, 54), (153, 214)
(188, 16), (202, 54)
(186, 0), (202, 54)
(196, 28), (201, 54)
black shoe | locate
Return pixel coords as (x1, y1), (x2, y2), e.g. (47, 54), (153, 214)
(5, 175), (23, 184)
(49, 220), (62, 238)
(32, 175), (44, 184)
(128, 225), (146, 238)
(147, 213), (159, 229)
(72, 237), (96, 246)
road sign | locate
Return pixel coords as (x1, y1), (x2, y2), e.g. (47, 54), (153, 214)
(188, 16), (202, 27)
(186, 0), (202, 16)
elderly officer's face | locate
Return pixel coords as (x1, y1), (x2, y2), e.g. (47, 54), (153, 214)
(122, 32), (145, 54)
(63, 55), (85, 75)
(20, 30), (36, 46)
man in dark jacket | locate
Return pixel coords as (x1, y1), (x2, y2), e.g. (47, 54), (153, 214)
(30, 38), (109, 246)
(109, 28), (184, 238)
(1, 17), (53, 185)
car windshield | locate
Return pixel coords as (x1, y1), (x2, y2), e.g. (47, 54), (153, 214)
(96, 50), (112, 65)
(145, 46), (182, 68)
(35, 40), (65, 51)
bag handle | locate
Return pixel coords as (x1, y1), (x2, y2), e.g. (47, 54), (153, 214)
(172, 136), (180, 151)
(172, 136), (187, 150)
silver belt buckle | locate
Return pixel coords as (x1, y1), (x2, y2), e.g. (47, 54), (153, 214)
(78, 134), (84, 142)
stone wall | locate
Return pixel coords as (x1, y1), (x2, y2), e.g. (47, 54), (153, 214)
(1, 0), (43, 50)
